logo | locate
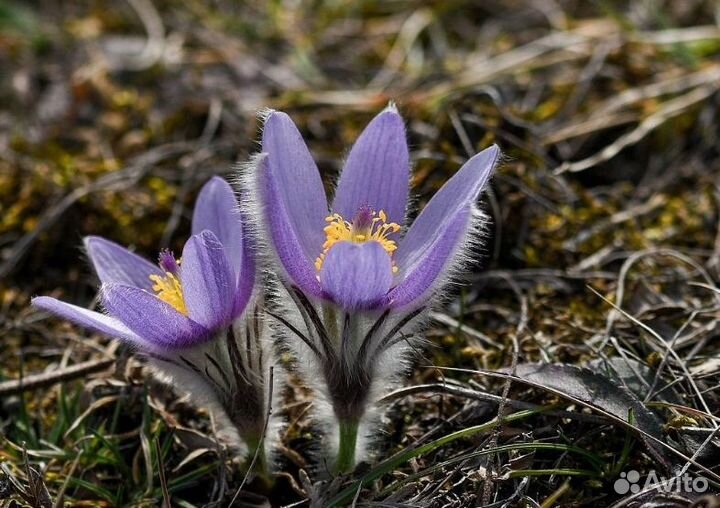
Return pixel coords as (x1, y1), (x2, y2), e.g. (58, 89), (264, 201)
(614, 470), (642, 494)
(614, 470), (708, 495)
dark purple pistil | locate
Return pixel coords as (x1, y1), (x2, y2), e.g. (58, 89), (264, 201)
(352, 204), (374, 231)
(158, 249), (179, 275)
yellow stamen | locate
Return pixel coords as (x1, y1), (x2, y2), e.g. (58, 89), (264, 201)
(149, 272), (188, 315)
(315, 209), (401, 273)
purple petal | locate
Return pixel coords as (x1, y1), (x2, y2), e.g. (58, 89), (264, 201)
(181, 231), (235, 329)
(192, 177), (245, 281)
(261, 111), (328, 260)
(396, 144), (499, 270)
(102, 284), (210, 348)
(332, 108), (409, 226)
(319, 241), (393, 310)
(84, 236), (161, 291)
(31, 296), (144, 346)
(259, 155), (323, 297)
(386, 208), (471, 309)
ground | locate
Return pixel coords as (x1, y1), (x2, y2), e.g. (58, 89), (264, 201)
(1, 1), (719, 507)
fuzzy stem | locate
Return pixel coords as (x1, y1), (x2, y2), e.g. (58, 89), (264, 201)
(335, 419), (359, 474)
(322, 302), (339, 344)
(244, 434), (272, 487)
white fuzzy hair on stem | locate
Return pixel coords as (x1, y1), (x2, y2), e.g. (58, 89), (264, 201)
(141, 298), (282, 474)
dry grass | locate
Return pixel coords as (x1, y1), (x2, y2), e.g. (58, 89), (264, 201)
(1, 1), (719, 506)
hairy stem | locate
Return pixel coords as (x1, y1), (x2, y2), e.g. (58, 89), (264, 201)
(335, 418), (359, 474)
(244, 434), (272, 487)
(322, 302), (339, 345)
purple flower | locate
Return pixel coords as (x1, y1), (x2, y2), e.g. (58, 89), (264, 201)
(246, 105), (499, 472)
(33, 176), (253, 351)
(32, 177), (275, 473)
(257, 105), (498, 312)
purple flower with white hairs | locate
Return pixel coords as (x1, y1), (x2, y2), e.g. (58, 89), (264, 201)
(245, 105), (499, 472)
(32, 177), (276, 476)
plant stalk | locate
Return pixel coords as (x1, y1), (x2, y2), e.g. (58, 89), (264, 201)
(335, 419), (359, 474)
(245, 434), (272, 488)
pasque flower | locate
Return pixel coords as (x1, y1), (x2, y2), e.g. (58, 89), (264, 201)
(247, 105), (499, 472)
(32, 177), (275, 475)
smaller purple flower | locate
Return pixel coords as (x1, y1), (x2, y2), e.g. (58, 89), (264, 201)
(33, 176), (253, 351)
(32, 177), (275, 474)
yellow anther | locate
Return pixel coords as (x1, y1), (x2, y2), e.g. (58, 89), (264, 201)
(315, 208), (401, 272)
(149, 272), (188, 315)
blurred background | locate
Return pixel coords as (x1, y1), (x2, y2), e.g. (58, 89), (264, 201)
(1, 1), (719, 506)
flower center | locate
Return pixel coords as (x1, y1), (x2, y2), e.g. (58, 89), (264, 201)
(149, 250), (188, 315)
(315, 205), (401, 272)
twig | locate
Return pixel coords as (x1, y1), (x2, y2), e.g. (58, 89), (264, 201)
(544, 65), (720, 145)
(430, 311), (497, 347)
(382, 383), (607, 424)
(0, 358), (115, 397)
(554, 84), (719, 174)
(632, 26), (720, 45)
(229, 365), (274, 507)
(481, 273), (526, 504)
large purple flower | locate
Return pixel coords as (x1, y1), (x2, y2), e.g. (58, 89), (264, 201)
(249, 105), (499, 472)
(32, 177), (275, 475)
(259, 105), (498, 311)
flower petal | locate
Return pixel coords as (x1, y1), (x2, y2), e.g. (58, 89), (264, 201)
(84, 236), (161, 290)
(332, 107), (409, 226)
(261, 111), (328, 260)
(192, 176), (245, 280)
(319, 241), (393, 310)
(31, 296), (144, 346)
(181, 230), (235, 329)
(386, 207), (471, 309)
(102, 284), (210, 348)
(259, 155), (323, 297)
(396, 144), (499, 270)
